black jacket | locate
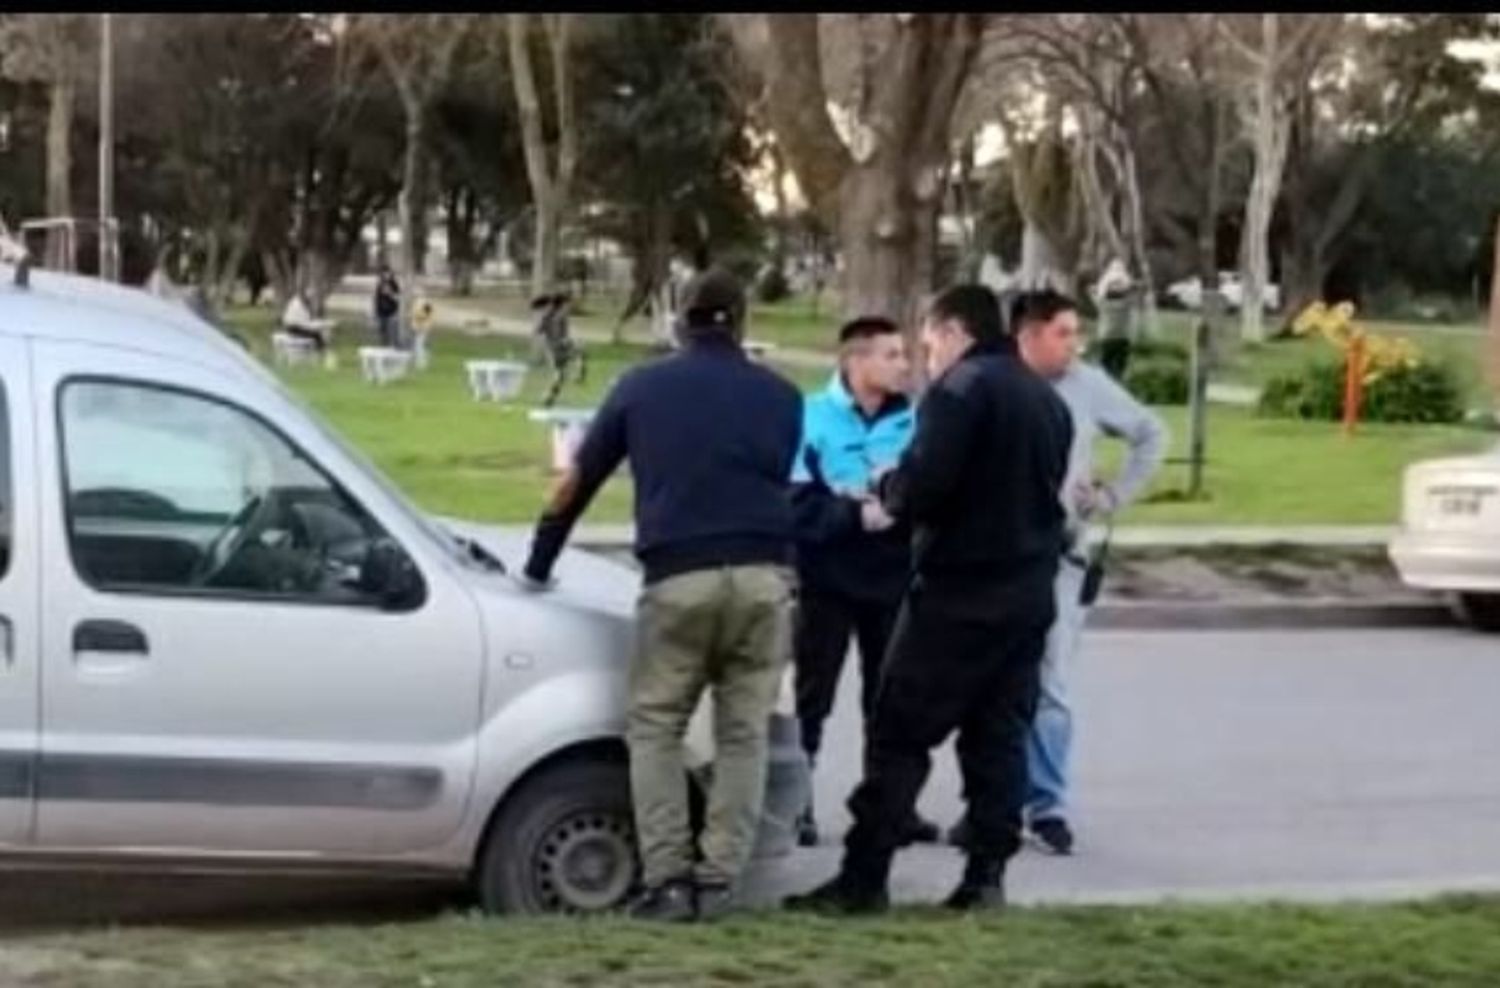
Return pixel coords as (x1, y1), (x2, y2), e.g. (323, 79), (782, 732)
(791, 444), (912, 604)
(525, 335), (803, 585)
(879, 345), (1073, 623)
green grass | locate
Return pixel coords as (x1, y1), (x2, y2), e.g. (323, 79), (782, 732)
(229, 306), (1491, 529)
(10, 895), (1500, 986)
(229, 309), (827, 526)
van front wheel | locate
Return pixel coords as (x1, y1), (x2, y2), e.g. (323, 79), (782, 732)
(475, 757), (639, 915)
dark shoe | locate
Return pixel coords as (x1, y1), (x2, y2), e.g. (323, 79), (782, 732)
(1030, 818), (1075, 856)
(944, 857), (1007, 912)
(797, 806), (820, 848)
(783, 874), (890, 916)
(901, 814), (941, 846)
(627, 879), (697, 923)
(695, 880), (736, 923)
(947, 815), (972, 850)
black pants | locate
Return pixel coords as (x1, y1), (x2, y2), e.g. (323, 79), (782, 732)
(842, 591), (1049, 881)
(1099, 338), (1132, 381)
(793, 591), (896, 761)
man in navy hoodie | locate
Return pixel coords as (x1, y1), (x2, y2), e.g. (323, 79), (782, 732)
(523, 268), (802, 923)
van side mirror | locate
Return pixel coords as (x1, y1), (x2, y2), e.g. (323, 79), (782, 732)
(359, 538), (426, 611)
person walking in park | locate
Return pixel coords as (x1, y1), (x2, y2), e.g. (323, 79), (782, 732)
(532, 292), (587, 408)
(949, 289), (1168, 857)
(373, 265), (401, 348)
(522, 268), (802, 923)
(786, 284), (1073, 915)
(789, 315), (939, 849)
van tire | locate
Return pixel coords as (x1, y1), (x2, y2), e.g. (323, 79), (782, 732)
(475, 757), (639, 915)
(1455, 593), (1500, 633)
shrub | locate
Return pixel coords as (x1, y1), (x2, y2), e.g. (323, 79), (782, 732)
(757, 266), (792, 304)
(1125, 359), (1189, 406)
(1133, 339), (1190, 363)
(1257, 359), (1465, 424)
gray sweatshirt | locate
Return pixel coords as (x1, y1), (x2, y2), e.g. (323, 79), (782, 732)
(1052, 360), (1169, 531)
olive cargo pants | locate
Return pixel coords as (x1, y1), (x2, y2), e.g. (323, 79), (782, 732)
(629, 564), (794, 888)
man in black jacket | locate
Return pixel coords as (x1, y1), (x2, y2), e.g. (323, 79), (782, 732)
(787, 284), (1073, 915)
(523, 268), (802, 923)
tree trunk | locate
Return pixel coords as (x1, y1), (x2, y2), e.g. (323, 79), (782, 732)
(1238, 15), (1292, 344)
(45, 77), (75, 269)
(531, 192), (559, 300)
(397, 107), (425, 343)
(838, 163), (938, 339)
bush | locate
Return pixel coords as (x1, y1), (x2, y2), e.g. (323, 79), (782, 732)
(757, 266), (791, 304)
(1125, 359), (1190, 406)
(1133, 339), (1190, 363)
(1257, 359), (1465, 424)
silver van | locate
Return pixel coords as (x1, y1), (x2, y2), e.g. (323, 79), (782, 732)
(0, 265), (807, 914)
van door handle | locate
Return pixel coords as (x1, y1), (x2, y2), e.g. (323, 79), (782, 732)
(73, 620), (149, 656)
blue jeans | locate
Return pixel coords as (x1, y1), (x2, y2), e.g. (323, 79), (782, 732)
(1024, 558), (1088, 824)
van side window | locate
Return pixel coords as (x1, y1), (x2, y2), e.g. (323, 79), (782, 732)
(0, 377), (9, 580)
(58, 379), (423, 609)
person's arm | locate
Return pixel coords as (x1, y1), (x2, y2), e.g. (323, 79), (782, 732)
(522, 381), (631, 584)
(791, 443), (862, 544)
(1087, 366), (1169, 512)
(877, 368), (984, 524)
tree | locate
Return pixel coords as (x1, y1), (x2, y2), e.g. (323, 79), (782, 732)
(1277, 14), (1495, 322)
(0, 14), (94, 267)
(366, 14), (472, 332)
(726, 14), (988, 331)
(508, 13), (578, 299)
(1219, 14), (1344, 342)
(577, 14), (762, 341)
(432, 31), (529, 296)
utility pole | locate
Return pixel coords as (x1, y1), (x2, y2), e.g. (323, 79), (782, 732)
(98, 12), (115, 281)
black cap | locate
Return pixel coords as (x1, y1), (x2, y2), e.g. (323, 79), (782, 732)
(680, 267), (746, 331)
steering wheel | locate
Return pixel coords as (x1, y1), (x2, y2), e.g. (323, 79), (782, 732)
(189, 492), (284, 588)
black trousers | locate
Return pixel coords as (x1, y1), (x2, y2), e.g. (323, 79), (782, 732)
(842, 590), (1049, 879)
(793, 591), (896, 762)
(1099, 337), (1132, 381)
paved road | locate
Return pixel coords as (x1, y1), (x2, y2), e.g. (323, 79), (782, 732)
(747, 627), (1500, 908)
(2, 628), (1496, 932)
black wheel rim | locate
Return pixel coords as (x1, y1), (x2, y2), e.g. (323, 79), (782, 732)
(531, 809), (638, 913)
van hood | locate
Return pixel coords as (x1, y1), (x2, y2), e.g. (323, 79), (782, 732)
(434, 517), (639, 619)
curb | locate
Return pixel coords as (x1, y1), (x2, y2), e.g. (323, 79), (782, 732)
(1091, 599), (1454, 631)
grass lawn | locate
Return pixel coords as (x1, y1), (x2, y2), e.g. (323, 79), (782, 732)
(9, 895), (1500, 986)
(229, 307), (1491, 529)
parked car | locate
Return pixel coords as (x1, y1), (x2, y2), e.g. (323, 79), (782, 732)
(1388, 444), (1500, 632)
(0, 264), (808, 914)
(1163, 272), (1282, 313)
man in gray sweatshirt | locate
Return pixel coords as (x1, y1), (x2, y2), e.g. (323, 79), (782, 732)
(952, 288), (1168, 856)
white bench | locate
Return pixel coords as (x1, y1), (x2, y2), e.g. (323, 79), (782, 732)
(466, 360), (528, 402)
(528, 407), (595, 472)
(271, 332), (320, 368)
(358, 347), (414, 385)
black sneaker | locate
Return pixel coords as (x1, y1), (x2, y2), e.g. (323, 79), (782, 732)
(944, 858), (1007, 912)
(1030, 818), (1075, 856)
(900, 814), (941, 846)
(627, 879), (697, 923)
(796, 806), (820, 848)
(783, 874), (889, 916)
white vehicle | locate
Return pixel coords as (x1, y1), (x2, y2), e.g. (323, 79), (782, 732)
(0, 263), (808, 913)
(1164, 272), (1282, 313)
(1389, 444), (1500, 632)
